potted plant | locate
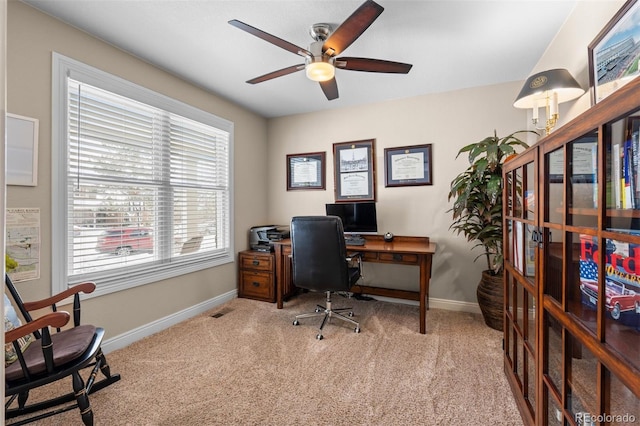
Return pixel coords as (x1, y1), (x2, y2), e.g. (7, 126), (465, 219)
(448, 130), (532, 330)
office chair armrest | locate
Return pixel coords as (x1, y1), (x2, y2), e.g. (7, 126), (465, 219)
(346, 252), (363, 262)
(22, 282), (96, 312)
(346, 252), (363, 277)
(5, 311), (70, 343)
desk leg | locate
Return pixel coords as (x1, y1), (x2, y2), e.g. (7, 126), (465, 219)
(419, 254), (433, 334)
(274, 244), (284, 309)
(419, 255), (426, 334)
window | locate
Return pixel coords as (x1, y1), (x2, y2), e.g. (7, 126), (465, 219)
(52, 53), (234, 297)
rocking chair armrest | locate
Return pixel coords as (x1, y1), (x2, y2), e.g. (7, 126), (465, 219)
(5, 311), (70, 343)
(22, 282), (96, 312)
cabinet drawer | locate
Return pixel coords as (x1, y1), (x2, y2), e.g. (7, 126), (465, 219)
(378, 253), (419, 264)
(240, 253), (273, 271)
(239, 271), (274, 301)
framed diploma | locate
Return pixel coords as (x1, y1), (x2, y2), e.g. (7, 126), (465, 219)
(384, 144), (432, 187)
(286, 151), (326, 190)
(333, 139), (376, 202)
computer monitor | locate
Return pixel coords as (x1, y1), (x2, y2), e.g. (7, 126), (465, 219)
(325, 202), (378, 234)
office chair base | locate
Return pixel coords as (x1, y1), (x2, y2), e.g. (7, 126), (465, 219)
(292, 291), (360, 339)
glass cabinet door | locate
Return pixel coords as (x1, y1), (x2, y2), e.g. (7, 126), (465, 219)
(503, 150), (538, 423)
(603, 112), (640, 374)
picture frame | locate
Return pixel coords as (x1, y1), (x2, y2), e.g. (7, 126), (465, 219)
(6, 113), (39, 186)
(286, 151), (326, 190)
(384, 144), (433, 187)
(588, 0), (640, 105)
(333, 139), (376, 202)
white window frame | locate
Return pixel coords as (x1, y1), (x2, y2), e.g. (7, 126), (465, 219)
(52, 53), (234, 298)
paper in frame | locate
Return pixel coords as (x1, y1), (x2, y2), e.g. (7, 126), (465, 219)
(333, 139), (376, 202)
(384, 144), (433, 187)
(6, 113), (39, 186)
(286, 152), (325, 190)
(588, 0), (640, 105)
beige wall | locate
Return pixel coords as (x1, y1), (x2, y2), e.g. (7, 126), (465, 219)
(7, 1), (268, 338)
(267, 83), (527, 304)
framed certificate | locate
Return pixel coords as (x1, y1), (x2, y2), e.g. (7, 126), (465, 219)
(384, 144), (432, 187)
(333, 139), (376, 202)
(286, 152), (326, 190)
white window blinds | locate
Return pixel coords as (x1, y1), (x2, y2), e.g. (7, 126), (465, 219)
(53, 54), (233, 296)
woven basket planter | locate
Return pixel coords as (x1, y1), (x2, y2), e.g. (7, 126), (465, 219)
(476, 270), (504, 331)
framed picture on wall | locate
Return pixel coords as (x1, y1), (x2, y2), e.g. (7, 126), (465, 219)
(588, 0), (640, 104)
(332, 139), (376, 202)
(6, 113), (39, 186)
(286, 151), (325, 190)
(384, 144), (433, 187)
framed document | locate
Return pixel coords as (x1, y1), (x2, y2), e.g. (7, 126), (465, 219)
(384, 144), (432, 187)
(333, 139), (376, 202)
(286, 152), (325, 190)
(6, 113), (39, 186)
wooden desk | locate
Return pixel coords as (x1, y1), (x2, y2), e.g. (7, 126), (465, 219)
(272, 235), (436, 334)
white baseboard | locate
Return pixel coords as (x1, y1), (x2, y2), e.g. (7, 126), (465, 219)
(102, 291), (479, 353)
(101, 289), (237, 354)
(370, 295), (481, 315)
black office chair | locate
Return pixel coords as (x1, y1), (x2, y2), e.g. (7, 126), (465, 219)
(290, 216), (362, 340)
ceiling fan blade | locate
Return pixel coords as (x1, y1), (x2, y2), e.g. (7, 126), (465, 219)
(247, 64), (305, 84)
(322, 0), (384, 56)
(335, 57), (413, 74)
(320, 78), (339, 100)
(229, 19), (312, 58)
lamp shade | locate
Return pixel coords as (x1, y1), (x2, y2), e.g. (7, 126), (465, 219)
(513, 68), (584, 109)
(306, 61), (335, 82)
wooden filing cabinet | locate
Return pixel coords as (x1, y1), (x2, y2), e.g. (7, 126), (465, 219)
(238, 250), (275, 302)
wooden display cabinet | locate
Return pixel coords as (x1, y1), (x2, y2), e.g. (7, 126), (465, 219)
(503, 77), (640, 425)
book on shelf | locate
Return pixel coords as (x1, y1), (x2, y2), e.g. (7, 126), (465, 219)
(633, 130), (640, 208)
(611, 137), (640, 209)
(623, 139), (634, 208)
(613, 143), (622, 209)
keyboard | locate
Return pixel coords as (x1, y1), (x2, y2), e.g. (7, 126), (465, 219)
(345, 237), (366, 246)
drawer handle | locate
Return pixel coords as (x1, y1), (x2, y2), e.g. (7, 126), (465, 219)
(252, 281), (260, 287)
(393, 254), (403, 261)
(252, 260), (260, 266)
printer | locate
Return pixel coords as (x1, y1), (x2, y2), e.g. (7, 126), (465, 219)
(249, 225), (290, 252)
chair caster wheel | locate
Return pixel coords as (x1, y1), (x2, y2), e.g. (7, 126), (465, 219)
(354, 327), (360, 333)
(293, 320), (299, 326)
(316, 334), (323, 340)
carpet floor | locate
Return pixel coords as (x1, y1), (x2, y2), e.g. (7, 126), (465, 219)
(11, 292), (523, 425)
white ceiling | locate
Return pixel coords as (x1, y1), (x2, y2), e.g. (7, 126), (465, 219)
(22, 0), (578, 118)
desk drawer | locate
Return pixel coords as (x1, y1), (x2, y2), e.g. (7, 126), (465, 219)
(362, 252), (379, 261)
(240, 252), (273, 271)
(239, 271), (274, 301)
(378, 253), (419, 264)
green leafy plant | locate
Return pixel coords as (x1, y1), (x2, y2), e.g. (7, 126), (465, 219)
(6, 253), (18, 272)
(448, 130), (533, 275)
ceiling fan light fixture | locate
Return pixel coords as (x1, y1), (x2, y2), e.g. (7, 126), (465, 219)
(306, 61), (335, 82)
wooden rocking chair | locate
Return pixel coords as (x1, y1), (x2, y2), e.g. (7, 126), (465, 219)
(4, 275), (121, 425)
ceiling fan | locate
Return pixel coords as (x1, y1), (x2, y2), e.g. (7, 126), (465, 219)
(228, 0), (413, 101)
